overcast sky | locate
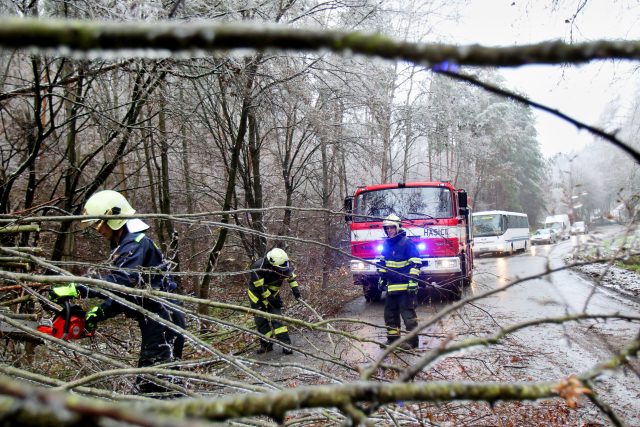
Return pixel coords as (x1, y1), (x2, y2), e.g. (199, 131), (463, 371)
(434, 1), (640, 158)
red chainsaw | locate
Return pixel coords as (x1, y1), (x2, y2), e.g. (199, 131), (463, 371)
(37, 299), (94, 340)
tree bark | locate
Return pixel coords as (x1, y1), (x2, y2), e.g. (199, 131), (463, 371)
(198, 56), (261, 314)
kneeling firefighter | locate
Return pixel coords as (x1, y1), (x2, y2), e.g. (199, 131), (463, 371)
(247, 248), (302, 354)
(377, 214), (421, 349)
(48, 190), (185, 397)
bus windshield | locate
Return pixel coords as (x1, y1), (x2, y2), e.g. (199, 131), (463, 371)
(473, 214), (504, 237)
(353, 187), (453, 222)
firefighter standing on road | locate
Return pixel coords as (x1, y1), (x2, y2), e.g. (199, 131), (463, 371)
(247, 248), (302, 354)
(48, 190), (185, 396)
(377, 214), (421, 349)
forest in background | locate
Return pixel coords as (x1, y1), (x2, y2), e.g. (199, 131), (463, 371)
(0, 0), (548, 297)
(0, 0), (639, 425)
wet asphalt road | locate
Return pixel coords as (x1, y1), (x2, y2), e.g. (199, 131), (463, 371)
(254, 226), (640, 423)
(466, 227), (640, 421)
(333, 225), (640, 421)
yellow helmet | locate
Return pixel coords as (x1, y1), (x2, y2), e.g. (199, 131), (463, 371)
(266, 248), (289, 270)
(82, 190), (135, 231)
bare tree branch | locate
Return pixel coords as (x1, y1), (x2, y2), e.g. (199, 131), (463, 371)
(0, 19), (638, 67)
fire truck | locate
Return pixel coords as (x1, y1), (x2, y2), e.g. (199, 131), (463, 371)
(343, 181), (473, 302)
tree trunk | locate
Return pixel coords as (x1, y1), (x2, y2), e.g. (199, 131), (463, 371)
(180, 90), (196, 292)
(279, 108), (296, 246)
(320, 131), (330, 290)
(157, 88), (181, 281)
(248, 111), (266, 256)
(50, 61), (83, 261)
(0, 58), (47, 214)
(51, 63), (166, 261)
(142, 120), (161, 235)
(198, 56), (260, 314)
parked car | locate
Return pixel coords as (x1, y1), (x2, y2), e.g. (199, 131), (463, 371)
(531, 228), (557, 245)
(571, 221), (588, 234)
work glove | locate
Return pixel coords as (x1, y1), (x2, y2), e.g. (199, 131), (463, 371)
(377, 277), (387, 291)
(408, 280), (418, 295)
(292, 287), (301, 300)
(84, 306), (104, 332)
(48, 283), (79, 303)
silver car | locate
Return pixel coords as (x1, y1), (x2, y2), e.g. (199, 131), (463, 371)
(531, 228), (557, 245)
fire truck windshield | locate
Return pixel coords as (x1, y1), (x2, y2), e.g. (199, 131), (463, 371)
(353, 187), (453, 222)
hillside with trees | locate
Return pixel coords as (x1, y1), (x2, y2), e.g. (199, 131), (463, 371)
(0, 0), (638, 426)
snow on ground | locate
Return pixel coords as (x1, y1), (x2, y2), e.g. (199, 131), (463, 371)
(568, 224), (640, 300)
(574, 262), (640, 299)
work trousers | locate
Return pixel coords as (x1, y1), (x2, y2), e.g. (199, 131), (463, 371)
(251, 299), (291, 348)
(135, 304), (185, 397)
(384, 291), (419, 347)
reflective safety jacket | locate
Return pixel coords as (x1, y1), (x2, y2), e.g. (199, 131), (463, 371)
(76, 228), (185, 371)
(247, 257), (300, 306)
(377, 230), (421, 293)
(81, 228), (178, 320)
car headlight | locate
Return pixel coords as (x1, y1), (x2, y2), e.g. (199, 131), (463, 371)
(350, 261), (368, 272)
(434, 258), (459, 269)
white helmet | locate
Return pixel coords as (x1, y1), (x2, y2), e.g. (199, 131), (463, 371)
(266, 248), (289, 270)
(82, 190), (135, 231)
(382, 214), (401, 235)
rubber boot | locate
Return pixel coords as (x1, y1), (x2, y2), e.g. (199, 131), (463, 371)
(408, 336), (419, 349)
(398, 342), (412, 350)
(278, 334), (293, 354)
(257, 341), (273, 354)
(380, 336), (399, 348)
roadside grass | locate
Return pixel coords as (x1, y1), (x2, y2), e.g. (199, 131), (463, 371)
(602, 235), (640, 273)
(616, 255), (640, 273)
(571, 232), (640, 273)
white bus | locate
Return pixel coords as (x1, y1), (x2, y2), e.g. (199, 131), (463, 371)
(472, 210), (530, 256)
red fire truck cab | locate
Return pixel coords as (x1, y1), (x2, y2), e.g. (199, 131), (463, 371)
(344, 181), (473, 302)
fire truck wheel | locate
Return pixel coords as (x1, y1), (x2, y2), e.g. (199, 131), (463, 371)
(461, 258), (472, 287)
(451, 281), (463, 301)
(417, 287), (434, 304)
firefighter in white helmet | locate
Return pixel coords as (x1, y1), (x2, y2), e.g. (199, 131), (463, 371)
(247, 247), (302, 354)
(377, 214), (421, 349)
(48, 190), (185, 397)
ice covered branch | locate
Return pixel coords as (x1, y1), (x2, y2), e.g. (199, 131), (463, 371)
(0, 18), (638, 67)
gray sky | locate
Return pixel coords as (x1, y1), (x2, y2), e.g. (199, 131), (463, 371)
(435, 0), (640, 158)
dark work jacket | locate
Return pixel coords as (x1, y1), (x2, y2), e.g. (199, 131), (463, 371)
(377, 230), (421, 293)
(246, 257), (300, 306)
(82, 228), (178, 320)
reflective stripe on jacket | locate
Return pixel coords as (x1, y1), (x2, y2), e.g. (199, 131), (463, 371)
(377, 230), (421, 294)
(81, 229), (178, 321)
(247, 257), (298, 304)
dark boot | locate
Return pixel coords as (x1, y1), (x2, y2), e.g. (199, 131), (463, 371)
(398, 342), (412, 350)
(257, 342), (273, 354)
(380, 336), (399, 348)
(277, 333), (293, 354)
